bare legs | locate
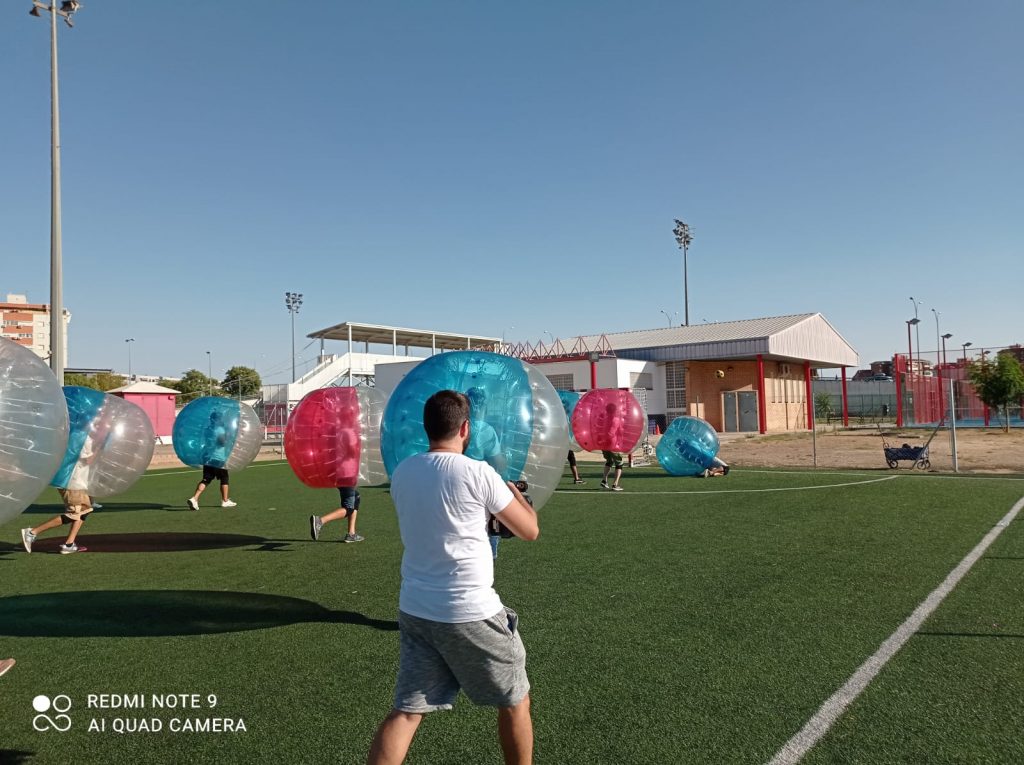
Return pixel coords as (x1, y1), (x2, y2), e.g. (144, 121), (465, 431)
(498, 695), (533, 765)
(30, 516), (83, 545)
(367, 711), (423, 765)
(368, 695), (532, 765)
(602, 464), (622, 488)
(320, 507), (357, 536)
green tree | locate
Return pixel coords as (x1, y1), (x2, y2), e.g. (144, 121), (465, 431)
(168, 369), (220, 402)
(967, 353), (1024, 432)
(814, 392), (834, 422)
(221, 366), (262, 398)
(62, 372), (124, 391)
(93, 372), (127, 391)
(64, 373), (99, 390)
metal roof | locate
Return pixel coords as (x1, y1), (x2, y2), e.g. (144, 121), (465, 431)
(572, 313), (858, 368)
(107, 381), (180, 394)
(307, 321), (500, 351)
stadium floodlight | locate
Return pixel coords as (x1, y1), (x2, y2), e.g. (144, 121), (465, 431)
(673, 219), (694, 326)
(285, 292), (304, 381)
(941, 333), (953, 366)
(126, 338), (135, 380)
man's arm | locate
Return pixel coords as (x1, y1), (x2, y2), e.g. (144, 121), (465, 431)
(493, 482), (539, 541)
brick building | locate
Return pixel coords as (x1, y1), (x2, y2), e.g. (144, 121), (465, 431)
(0, 293), (71, 367)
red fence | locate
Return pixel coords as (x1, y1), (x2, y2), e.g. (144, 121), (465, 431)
(894, 353), (1012, 426)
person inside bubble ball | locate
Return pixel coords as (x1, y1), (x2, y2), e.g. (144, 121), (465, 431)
(310, 418), (365, 543)
(465, 387), (507, 558)
(700, 456), (731, 478)
(600, 403), (625, 492)
(186, 409), (236, 510)
(21, 438), (98, 555)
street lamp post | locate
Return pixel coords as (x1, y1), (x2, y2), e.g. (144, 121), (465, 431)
(961, 341), (972, 365)
(931, 308), (942, 369)
(673, 219), (693, 326)
(30, 0), (82, 384)
(125, 338), (134, 381)
(659, 309), (676, 328)
(909, 297), (923, 372)
(284, 291), (303, 382)
(906, 318), (920, 375)
(941, 333), (952, 366)
(206, 350), (212, 396)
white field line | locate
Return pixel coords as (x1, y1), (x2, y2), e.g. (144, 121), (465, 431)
(767, 494), (1024, 765)
(555, 475), (901, 495)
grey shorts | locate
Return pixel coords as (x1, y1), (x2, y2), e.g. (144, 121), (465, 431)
(393, 608), (530, 713)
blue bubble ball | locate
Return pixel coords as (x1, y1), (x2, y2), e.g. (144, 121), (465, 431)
(556, 389), (582, 450)
(173, 397), (262, 470)
(655, 416), (720, 476)
(380, 351), (568, 510)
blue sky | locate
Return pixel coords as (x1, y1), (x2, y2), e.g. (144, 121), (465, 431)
(3, 1), (1021, 383)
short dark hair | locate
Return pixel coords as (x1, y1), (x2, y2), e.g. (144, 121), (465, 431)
(424, 390), (469, 442)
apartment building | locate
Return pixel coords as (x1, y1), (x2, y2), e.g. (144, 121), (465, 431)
(0, 293), (71, 366)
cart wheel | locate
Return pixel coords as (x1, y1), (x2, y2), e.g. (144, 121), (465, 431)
(916, 459), (930, 470)
(887, 460), (898, 469)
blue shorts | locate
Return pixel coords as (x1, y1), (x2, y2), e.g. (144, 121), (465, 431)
(337, 487), (360, 511)
(393, 608), (529, 712)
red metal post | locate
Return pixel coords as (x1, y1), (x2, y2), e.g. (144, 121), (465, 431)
(895, 355), (903, 427)
(589, 359), (598, 390)
(756, 354), (767, 433)
(841, 366), (849, 426)
(804, 361), (813, 430)
(906, 322), (913, 375)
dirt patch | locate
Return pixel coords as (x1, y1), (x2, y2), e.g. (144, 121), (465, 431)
(715, 426), (1024, 473)
(152, 432), (1024, 475)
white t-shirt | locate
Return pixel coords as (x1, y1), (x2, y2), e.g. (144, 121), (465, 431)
(67, 438), (96, 491)
(390, 451), (515, 623)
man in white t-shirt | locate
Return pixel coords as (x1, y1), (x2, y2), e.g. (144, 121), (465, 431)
(368, 390), (539, 765)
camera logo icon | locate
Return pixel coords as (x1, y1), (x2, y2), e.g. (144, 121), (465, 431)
(32, 694), (72, 732)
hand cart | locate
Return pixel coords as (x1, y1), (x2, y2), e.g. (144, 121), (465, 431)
(880, 420), (942, 470)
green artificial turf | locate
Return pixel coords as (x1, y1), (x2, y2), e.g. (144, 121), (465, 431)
(1, 462), (1022, 763)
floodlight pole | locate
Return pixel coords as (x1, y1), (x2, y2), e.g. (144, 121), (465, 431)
(206, 350), (212, 396)
(961, 341), (972, 365)
(673, 219), (693, 326)
(30, 0), (81, 383)
(909, 297), (923, 372)
(285, 291), (303, 382)
(126, 337), (134, 380)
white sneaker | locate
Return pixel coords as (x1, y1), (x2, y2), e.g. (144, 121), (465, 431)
(186, 498), (199, 511)
(92, 502), (103, 509)
(221, 500), (237, 508)
(21, 528), (35, 554)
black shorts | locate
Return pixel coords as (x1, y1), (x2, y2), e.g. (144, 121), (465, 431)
(201, 466), (229, 485)
(566, 450), (577, 467)
(338, 486), (361, 511)
(602, 451), (623, 469)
